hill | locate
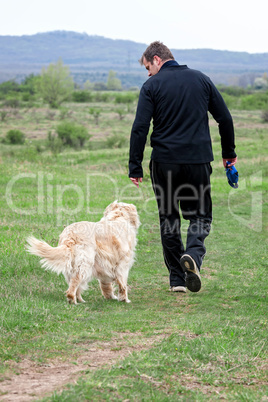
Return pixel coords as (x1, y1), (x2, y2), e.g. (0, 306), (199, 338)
(0, 31), (267, 88)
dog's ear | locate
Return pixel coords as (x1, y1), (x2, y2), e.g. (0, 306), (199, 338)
(128, 204), (137, 212)
(131, 212), (141, 229)
(104, 200), (118, 216)
(124, 204), (140, 229)
(131, 213), (141, 229)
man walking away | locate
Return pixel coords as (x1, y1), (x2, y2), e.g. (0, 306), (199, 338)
(129, 41), (237, 294)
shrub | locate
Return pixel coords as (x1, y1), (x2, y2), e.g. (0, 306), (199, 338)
(114, 92), (139, 112)
(47, 131), (63, 154)
(106, 133), (127, 149)
(261, 110), (268, 122)
(98, 92), (111, 102)
(5, 129), (25, 144)
(240, 91), (268, 110)
(220, 93), (239, 109)
(56, 122), (90, 148)
(0, 110), (8, 122)
(59, 107), (70, 120)
(46, 110), (56, 120)
(4, 96), (20, 108)
(217, 85), (249, 96)
(72, 90), (93, 103)
(114, 92), (137, 104)
(115, 108), (126, 120)
(21, 93), (33, 102)
(93, 92), (112, 102)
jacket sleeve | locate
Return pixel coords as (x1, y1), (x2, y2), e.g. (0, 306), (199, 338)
(208, 81), (237, 159)
(129, 85), (154, 177)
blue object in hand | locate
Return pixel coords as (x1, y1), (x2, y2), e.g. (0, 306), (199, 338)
(226, 162), (239, 188)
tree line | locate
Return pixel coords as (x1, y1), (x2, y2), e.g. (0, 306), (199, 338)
(0, 59), (126, 109)
(0, 59), (267, 112)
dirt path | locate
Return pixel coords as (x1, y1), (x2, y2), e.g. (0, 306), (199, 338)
(0, 334), (166, 401)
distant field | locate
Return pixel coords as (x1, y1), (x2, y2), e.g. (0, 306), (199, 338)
(0, 99), (267, 401)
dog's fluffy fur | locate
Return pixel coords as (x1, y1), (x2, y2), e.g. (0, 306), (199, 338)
(26, 201), (140, 304)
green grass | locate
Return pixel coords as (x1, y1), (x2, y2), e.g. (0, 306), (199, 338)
(0, 104), (267, 401)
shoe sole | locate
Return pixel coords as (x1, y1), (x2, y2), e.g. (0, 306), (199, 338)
(169, 286), (186, 293)
(180, 254), (201, 292)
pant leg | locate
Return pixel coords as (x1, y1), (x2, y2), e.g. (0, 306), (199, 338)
(179, 163), (213, 269)
(150, 161), (186, 287)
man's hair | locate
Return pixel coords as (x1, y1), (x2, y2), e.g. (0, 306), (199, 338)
(139, 41), (174, 65)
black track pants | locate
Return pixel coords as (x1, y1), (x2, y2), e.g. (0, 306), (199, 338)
(150, 161), (212, 287)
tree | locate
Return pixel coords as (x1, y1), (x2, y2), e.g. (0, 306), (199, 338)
(89, 108), (101, 125)
(254, 76), (268, 90)
(38, 59), (74, 108)
(0, 80), (20, 96)
(93, 82), (107, 91)
(21, 74), (39, 95)
(107, 70), (122, 91)
(83, 80), (94, 91)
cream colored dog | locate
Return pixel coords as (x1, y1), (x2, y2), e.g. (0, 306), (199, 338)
(26, 201), (140, 304)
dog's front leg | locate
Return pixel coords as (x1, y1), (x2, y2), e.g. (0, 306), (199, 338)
(77, 288), (86, 303)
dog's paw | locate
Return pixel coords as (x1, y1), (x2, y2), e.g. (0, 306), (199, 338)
(67, 296), (77, 305)
(125, 299), (131, 303)
(77, 297), (86, 303)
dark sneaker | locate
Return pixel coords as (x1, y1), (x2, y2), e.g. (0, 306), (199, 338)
(180, 254), (201, 292)
(169, 286), (186, 293)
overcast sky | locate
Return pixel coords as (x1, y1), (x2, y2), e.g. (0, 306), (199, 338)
(1, 0), (267, 53)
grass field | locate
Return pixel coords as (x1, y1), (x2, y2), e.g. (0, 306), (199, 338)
(0, 100), (267, 401)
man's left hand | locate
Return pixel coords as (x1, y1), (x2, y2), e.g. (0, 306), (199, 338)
(223, 157), (237, 168)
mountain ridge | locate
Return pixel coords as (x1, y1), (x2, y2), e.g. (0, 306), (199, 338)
(0, 31), (267, 88)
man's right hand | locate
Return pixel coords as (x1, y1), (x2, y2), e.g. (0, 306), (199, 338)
(129, 177), (143, 188)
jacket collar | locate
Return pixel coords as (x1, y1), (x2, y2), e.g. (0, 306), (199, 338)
(160, 60), (179, 70)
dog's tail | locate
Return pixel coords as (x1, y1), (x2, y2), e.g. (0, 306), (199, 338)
(26, 236), (69, 275)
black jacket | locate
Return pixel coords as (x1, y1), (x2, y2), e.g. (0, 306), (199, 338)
(129, 61), (236, 177)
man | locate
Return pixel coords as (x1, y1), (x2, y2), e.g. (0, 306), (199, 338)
(129, 41), (237, 293)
